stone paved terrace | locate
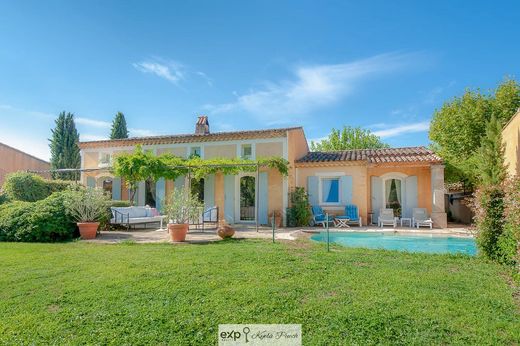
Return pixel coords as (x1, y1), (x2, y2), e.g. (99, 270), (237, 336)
(84, 223), (473, 244)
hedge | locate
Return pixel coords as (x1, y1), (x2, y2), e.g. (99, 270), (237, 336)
(2, 172), (73, 202)
(0, 191), (77, 242)
(503, 177), (520, 270)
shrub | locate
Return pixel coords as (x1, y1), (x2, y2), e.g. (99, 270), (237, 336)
(0, 191), (77, 242)
(471, 184), (506, 261)
(503, 177), (520, 271)
(2, 172), (73, 202)
(65, 188), (111, 223)
(286, 187), (311, 227)
(163, 190), (203, 224)
(0, 192), (9, 205)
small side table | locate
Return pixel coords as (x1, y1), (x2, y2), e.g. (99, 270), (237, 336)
(400, 217), (412, 227)
(334, 217), (350, 228)
(368, 212), (375, 225)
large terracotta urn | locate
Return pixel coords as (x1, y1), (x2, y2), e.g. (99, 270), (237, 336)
(168, 223), (189, 242)
(217, 221), (235, 239)
(77, 222), (99, 240)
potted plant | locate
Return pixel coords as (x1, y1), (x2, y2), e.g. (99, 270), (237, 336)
(66, 188), (111, 240)
(163, 189), (203, 242)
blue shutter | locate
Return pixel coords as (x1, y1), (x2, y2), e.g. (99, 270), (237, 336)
(137, 181), (146, 206)
(224, 175), (235, 223)
(371, 177), (382, 222)
(307, 176), (319, 206)
(112, 177), (121, 200)
(156, 178), (166, 212)
(340, 175), (353, 205)
(174, 175), (185, 191)
(86, 176), (96, 188)
(404, 176), (418, 218)
(204, 174), (215, 209)
(258, 172), (268, 225)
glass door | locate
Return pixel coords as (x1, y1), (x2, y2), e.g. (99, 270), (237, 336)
(239, 176), (256, 221)
(385, 179), (402, 217)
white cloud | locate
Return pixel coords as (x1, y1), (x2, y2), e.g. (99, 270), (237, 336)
(133, 59), (185, 84)
(80, 134), (108, 141)
(129, 128), (158, 137)
(372, 121), (430, 138)
(76, 117), (111, 128)
(205, 52), (427, 123)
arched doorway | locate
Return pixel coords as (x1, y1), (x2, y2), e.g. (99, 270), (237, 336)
(97, 176), (113, 199)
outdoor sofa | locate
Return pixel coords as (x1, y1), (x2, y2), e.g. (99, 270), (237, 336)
(110, 206), (165, 230)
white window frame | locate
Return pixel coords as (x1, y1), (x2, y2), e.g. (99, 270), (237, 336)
(318, 176), (342, 206)
(240, 143), (253, 160)
(380, 172), (408, 215)
(188, 146), (203, 158)
(98, 152), (112, 168)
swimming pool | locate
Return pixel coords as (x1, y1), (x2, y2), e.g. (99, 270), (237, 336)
(311, 232), (477, 255)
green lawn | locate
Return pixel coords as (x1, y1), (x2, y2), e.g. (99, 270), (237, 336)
(0, 239), (518, 345)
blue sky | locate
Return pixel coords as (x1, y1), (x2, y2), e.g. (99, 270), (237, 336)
(0, 0), (519, 160)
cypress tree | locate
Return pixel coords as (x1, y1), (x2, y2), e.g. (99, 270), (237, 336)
(110, 112), (129, 139)
(477, 116), (507, 186)
(49, 112), (81, 180)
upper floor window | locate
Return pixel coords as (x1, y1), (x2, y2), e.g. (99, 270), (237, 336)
(190, 146), (201, 158)
(99, 153), (112, 167)
(321, 177), (340, 204)
(241, 144), (252, 160)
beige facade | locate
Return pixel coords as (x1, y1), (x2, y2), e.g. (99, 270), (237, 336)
(502, 109), (520, 177)
(78, 117), (446, 228)
(0, 143), (50, 187)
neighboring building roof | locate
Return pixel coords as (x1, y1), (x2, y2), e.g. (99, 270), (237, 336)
(0, 142), (50, 164)
(296, 146), (442, 164)
(79, 127), (303, 149)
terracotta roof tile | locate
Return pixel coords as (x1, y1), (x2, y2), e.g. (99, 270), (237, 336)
(79, 127), (302, 149)
(296, 147), (442, 164)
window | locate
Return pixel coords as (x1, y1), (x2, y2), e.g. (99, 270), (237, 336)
(102, 178), (113, 198)
(241, 144), (252, 160)
(191, 178), (205, 203)
(321, 178), (339, 204)
(145, 179), (156, 207)
(385, 178), (402, 217)
(99, 153), (112, 167)
(190, 147), (201, 158)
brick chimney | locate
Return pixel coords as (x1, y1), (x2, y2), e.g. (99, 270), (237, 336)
(195, 115), (210, 135)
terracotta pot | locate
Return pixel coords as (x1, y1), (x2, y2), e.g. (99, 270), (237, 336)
(217, 223), (235, 239)
(168, 223), (189, 242)
(77, 222), (99, 240)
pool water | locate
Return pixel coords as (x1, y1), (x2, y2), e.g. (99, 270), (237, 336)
(311, 232), (477, 255)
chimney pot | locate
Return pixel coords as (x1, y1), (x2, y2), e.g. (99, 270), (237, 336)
(195, 115), (210, 135)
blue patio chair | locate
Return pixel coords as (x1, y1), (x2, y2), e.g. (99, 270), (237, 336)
(311, 205), (334, 228)
(336, 204), (363, 227)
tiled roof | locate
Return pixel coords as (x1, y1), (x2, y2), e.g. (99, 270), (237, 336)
(296, 147), (442, 164)
(79, 127), (303, 149)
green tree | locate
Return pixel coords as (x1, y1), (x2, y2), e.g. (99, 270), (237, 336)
(110, 112), (129, 139)
(49, 112), (81, 180)
(311, 126), (389, 151)
(429, 78), (520, 187)
(477, 116), (507, 186)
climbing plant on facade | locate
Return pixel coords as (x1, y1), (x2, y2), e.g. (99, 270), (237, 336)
(112, 146), (289, 201)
